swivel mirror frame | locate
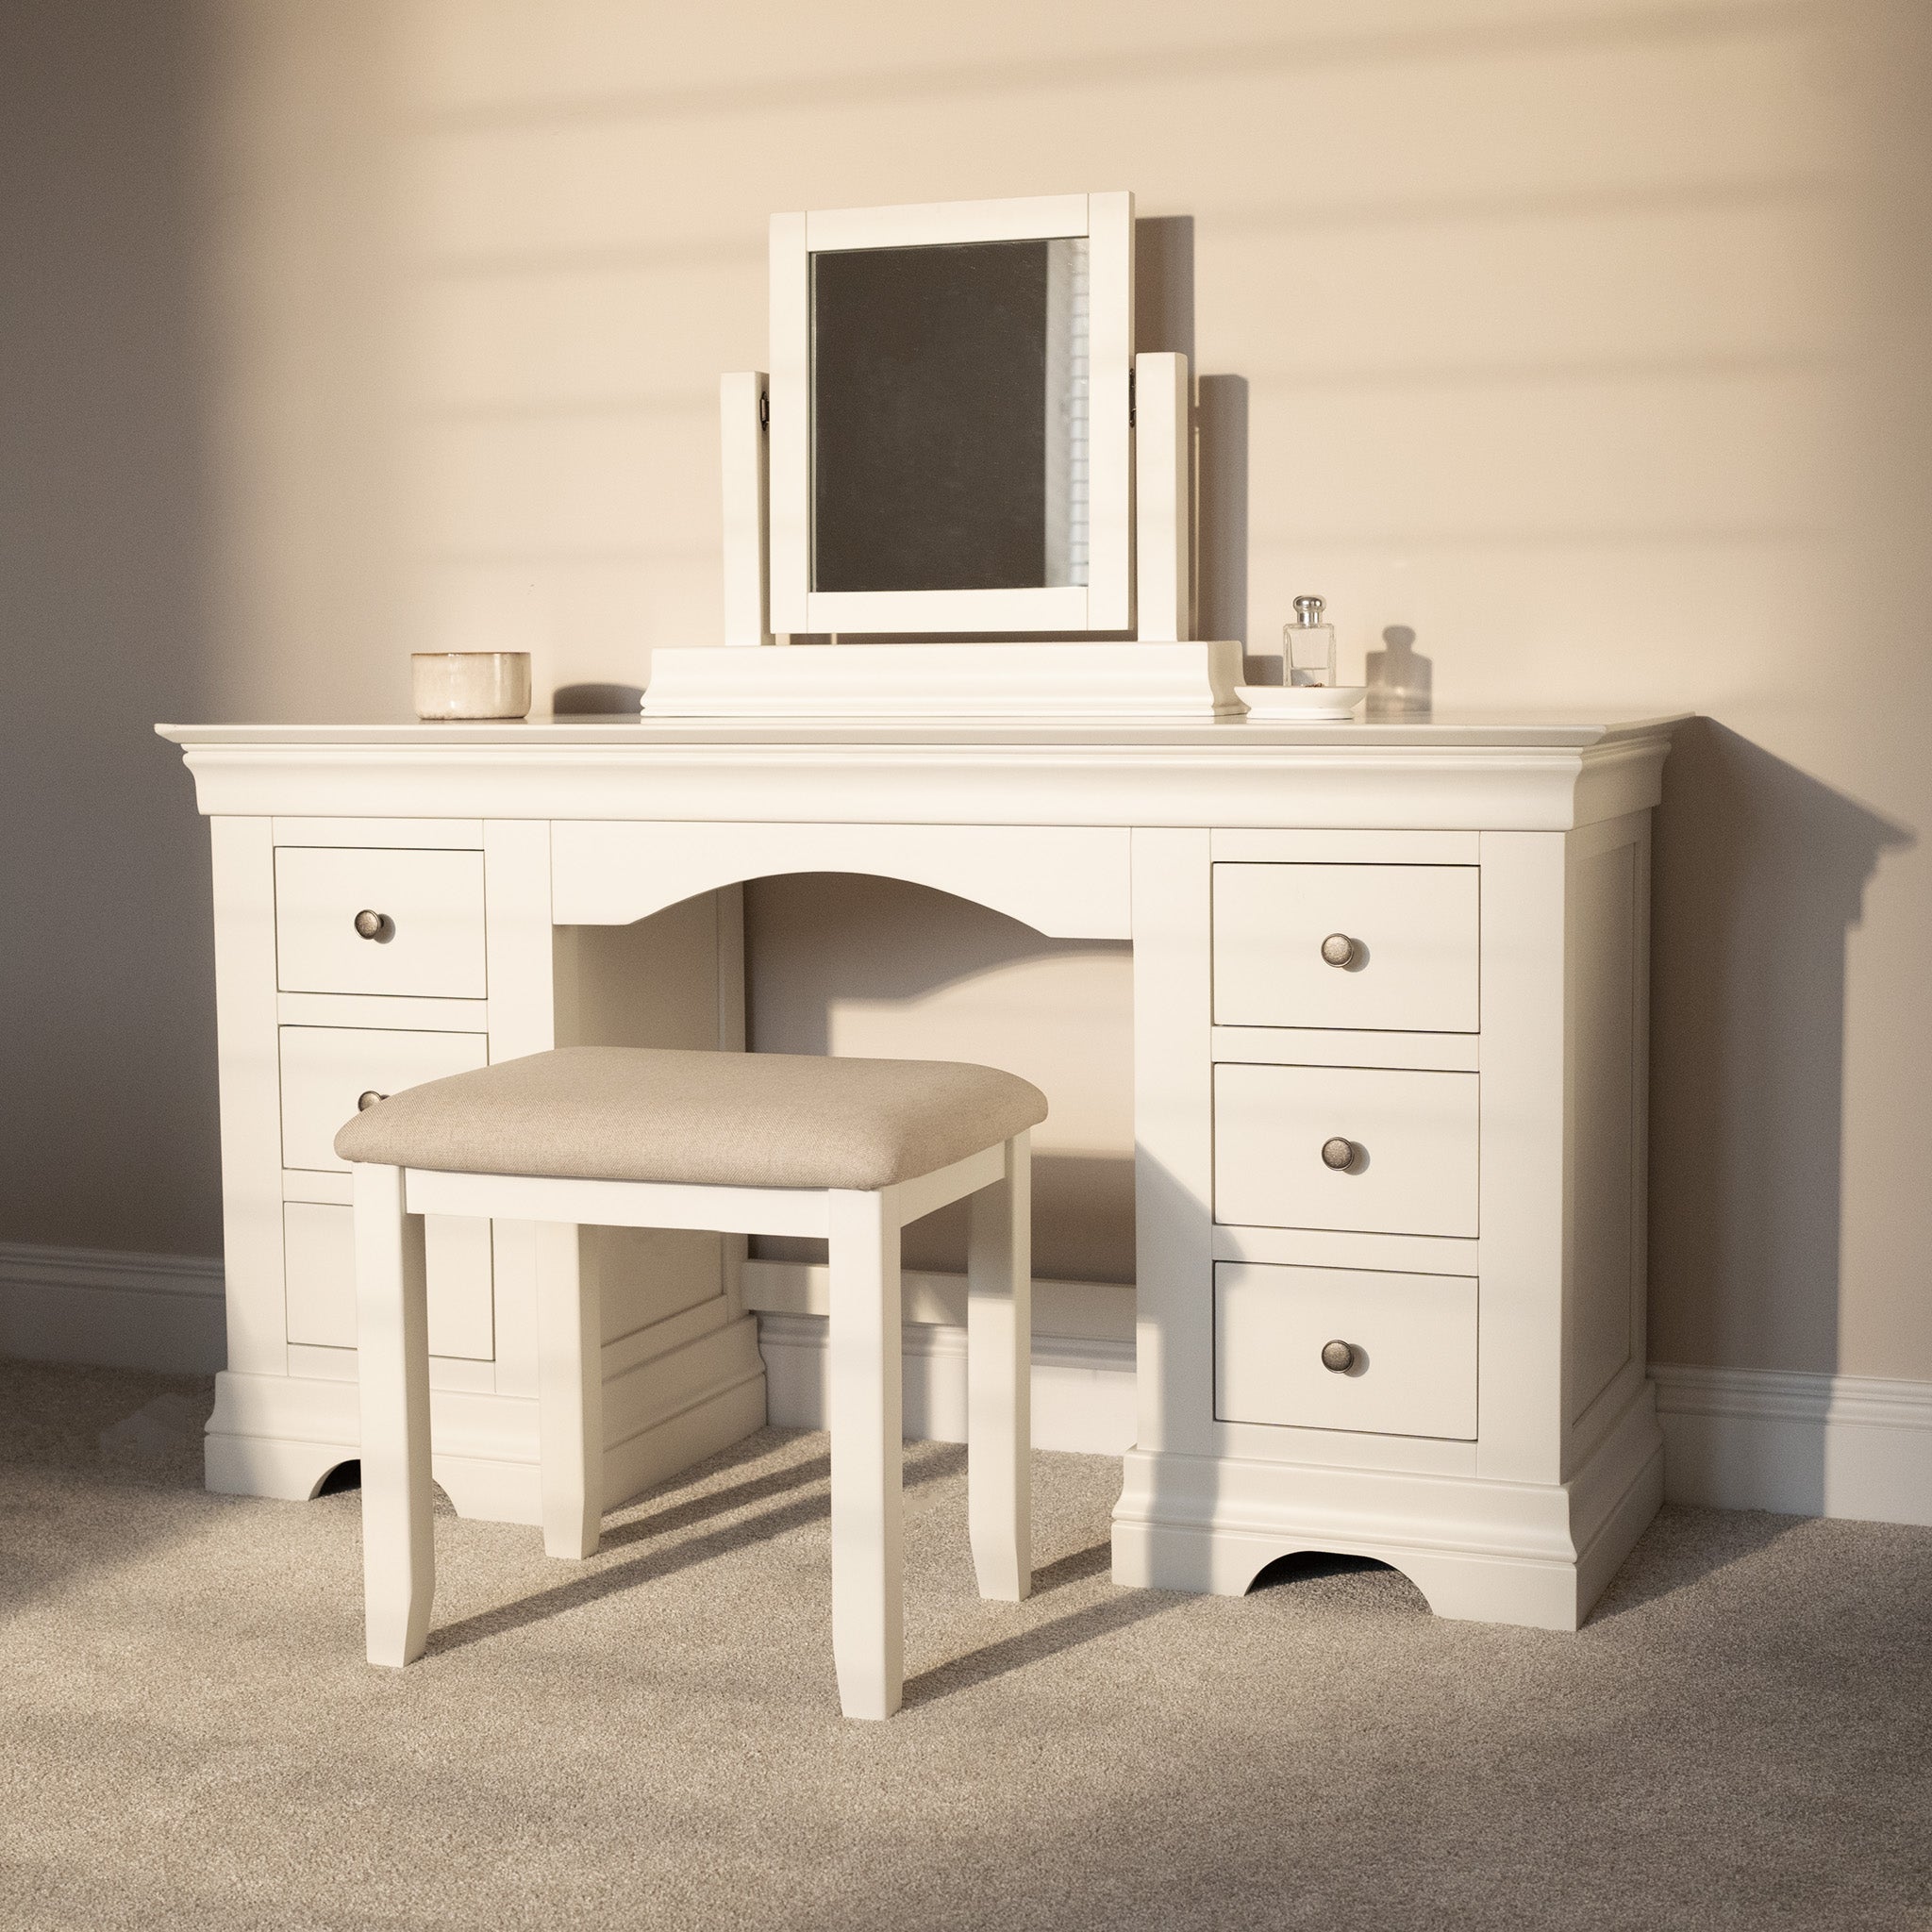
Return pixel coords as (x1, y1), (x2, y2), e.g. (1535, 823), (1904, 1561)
(674, 188), (1230, 718)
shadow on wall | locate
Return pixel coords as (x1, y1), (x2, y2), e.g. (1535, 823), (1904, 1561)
(554, 682), (645, 716)
(1648, 719), (1915, 1379)
(1138, 212), (1248, 652)
(1196, 376), (1248, 652)
(1135, 214), (1193, 370)
(1365, 626), (1433, 719)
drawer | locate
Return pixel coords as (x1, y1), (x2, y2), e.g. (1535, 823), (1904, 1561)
(1215, 1261), (1477, 1439)
(275, 847), (486, 998)
(279, 1025), (489, 1172)
(1214, 1061), (1478, 1237)
(1212, 862), (1478, 1032)
(283, 1199), (495, 1359)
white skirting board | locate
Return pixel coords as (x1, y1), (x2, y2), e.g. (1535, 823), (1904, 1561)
(4, 1242), (1928, 1529)
(742, 1256), (1139, 1454)
(0, 1241), (225, 1375)
(1652, 1362), (1932, 1527)
(757, 1311), (1138, 1456)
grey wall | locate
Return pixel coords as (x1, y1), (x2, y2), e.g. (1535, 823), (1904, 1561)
(0, 0), (222, 1254)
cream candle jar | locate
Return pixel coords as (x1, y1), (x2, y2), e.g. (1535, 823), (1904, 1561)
(411, 652), (532, 721)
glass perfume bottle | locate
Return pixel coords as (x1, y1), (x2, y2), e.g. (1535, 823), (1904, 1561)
(1285, 594), (1336, 687)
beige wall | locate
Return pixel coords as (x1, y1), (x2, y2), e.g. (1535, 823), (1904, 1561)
(7, 1), (1928, 1380)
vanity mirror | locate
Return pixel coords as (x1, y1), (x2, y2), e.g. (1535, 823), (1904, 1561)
(644, 188), (1244, 718)
(772, 192), (1132, 636)
(809, 236), (1091, 598)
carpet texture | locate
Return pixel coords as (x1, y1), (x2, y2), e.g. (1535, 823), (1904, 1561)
(0, 1358), (1927, 1931)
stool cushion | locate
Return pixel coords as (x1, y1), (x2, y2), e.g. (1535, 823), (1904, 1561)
(333, 1046), (1048, 1192)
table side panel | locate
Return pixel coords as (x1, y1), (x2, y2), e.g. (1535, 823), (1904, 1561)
(480, 821), (561, 1401)
(209, 816), (288, 1377)
(1474, 830), (1570, 1483)
(1563, 811), (1657, 1478)
(1130, 828), (1216, 1456)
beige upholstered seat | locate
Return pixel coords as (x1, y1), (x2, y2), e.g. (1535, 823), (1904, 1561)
(334, 1045), (1048, 1192)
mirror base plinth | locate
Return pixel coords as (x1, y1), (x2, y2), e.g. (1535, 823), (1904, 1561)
(641, 641), (1245, 722)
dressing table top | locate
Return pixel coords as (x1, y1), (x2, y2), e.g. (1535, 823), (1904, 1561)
(156, 712), (1682, 834)
(159, 713), (1683, 750)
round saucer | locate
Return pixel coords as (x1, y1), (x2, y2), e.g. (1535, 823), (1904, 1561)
(1236, 684), (1367, 722)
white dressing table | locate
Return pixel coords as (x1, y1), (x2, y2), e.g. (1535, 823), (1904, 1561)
(159, 708), (1675, 1630)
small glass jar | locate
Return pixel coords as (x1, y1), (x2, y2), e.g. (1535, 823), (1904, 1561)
(1284, 595), (1336, 688)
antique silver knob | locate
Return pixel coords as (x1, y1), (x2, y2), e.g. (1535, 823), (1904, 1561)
(1320, 932), (1357, 968)
(1321, 1137), (1357, 1171)
(353, 909), (393, 941)
(357, 1090), (386, 1112)
(1321, 1340), (1357, 1374)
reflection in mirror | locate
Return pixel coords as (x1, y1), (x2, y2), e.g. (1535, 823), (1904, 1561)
(811, 237), (1089, 594)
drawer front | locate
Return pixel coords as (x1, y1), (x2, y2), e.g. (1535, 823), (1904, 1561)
(275, 847), (486, 998)
(1214, 1061), (1479, 1237)
(280, 1025), (489, 1173)
(1215, 1261), (1477, 1438)
(283, 1200), (495, 1359)
(1212, 862), (1478, 1032)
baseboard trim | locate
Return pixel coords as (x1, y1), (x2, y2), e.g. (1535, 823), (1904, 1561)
(1652, 1362), (1932, 1527)
(758, 1311), (1137, 1456)
(0, 1240), (225, 1375)
(740, 1257), (1135, 1344)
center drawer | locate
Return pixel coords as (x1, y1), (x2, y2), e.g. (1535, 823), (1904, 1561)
(1215, 1261), (1477, 1439)
(1214, 1061), (1479, 1236)
(275, 846), (486, 998)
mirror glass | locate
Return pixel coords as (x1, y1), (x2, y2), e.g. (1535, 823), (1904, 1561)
(810, 236), (1090, 594)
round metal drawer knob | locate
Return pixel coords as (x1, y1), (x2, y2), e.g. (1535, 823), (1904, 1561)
(1320, 932), (1357, 968)
(1321, 1136), (1357, 1171)
(353, 908), (394, 942)
(1321, 1340), (1357, 1374)
(357, 1090), (387, 1112)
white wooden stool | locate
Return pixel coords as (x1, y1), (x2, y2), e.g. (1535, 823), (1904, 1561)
(334, 1044), (1045, 1720)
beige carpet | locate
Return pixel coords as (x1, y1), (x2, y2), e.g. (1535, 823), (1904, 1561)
(1, 1360), (1927, 1931)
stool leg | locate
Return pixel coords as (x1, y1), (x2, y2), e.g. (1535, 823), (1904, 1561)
(967, 1130), (1033, 1602)
(354, 1162), (434, 1667)
(827, 1188), (904, 1721)
(537, 1221), (604, 1559)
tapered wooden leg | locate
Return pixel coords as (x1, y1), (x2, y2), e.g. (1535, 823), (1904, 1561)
(537, 1220), (603, 1559)
(827, 1188), (904, 1720)
(354, 1162), (434, 1667)
(967, 1131), (1032, 1602)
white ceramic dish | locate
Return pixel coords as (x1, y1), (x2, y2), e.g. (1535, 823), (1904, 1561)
(1236, 683), (1367, 722)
